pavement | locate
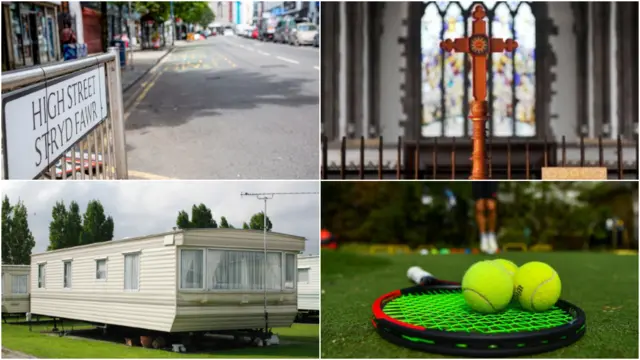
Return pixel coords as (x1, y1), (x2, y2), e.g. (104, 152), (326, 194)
(2, 348), (36, 359)
(120, 48), (171, 92)
(123, 36), (319, 180)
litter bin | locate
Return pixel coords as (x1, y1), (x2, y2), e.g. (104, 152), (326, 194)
(111, 39), (127, 67)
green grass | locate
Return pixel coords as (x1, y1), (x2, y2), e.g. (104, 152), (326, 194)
(2, 321), (318, 358)
(321, 250), (639, 358)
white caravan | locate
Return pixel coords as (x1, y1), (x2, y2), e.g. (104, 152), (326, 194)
(2, 265), (30, 316)
(296, 255), (319, 318)
(30, 229), (305, 335)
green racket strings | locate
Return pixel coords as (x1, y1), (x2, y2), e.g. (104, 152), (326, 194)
(383, 288), (574, 334)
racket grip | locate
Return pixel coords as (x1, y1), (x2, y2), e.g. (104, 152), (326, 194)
(407, 266), (433, 285)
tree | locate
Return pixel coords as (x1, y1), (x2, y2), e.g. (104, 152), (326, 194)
(175, 2), (214, 26)
(80, 200), (114, 245)
(196, 6), (215, 28)
(219, 216), (231, 228)
(10, 202), (36, 265)
(2, 197), (35, 265)
(248, 212), (273, 231)
(191, 204), (217, 228)
(2, 196), (13, 263)
(242, 222), (250, 230)
(48, 201), (89, 251)
(134, 1), (171, 21)
(48, 201), (68, 251)
(176, 204), (217, 229)
(176, 210), (191, 229)
(65, 202), (83, 248)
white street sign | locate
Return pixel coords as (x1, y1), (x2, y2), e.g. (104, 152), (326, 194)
(3, 66), (108, 179)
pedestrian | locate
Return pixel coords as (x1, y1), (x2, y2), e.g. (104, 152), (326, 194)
(471, 181), (500, 254)
(61, 18), (78, 61)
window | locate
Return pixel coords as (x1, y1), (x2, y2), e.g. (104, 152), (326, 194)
(180, 249), (204, 289)
(63, 261), (72, 288)
(298, 268), (310, 284)
(11, 274), (28, 294)
(124, 253), (140, 290)
(38, 264), (46, 288)
(420, 1), (536, 138)
(285, 253), (296, 289)
(96, 259), (107, 280)
(206, 250), (282, 291)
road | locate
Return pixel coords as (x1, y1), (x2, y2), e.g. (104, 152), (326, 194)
(124, 36), (319, 179)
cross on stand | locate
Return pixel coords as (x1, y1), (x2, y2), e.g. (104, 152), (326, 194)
(440, 4), (518, 180)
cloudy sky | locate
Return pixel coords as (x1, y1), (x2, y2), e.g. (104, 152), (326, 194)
(2, 181), (319, 255)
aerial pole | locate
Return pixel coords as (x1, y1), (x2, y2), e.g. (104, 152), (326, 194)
(240, 191), (318, 344)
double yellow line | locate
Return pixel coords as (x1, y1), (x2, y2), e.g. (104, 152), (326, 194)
(124, 65), (167, 121)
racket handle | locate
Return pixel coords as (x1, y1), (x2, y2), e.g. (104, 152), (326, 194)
(407, 266), (434, 285)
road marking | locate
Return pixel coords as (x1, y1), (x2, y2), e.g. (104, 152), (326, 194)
(277, 56), (299, 64)
(124, 65), (166, 121)
(245, 47), (255, 52)
(221, 55), (237, 68)
(314, 66), (320, 71)
(257, 50), (270, 56)
(128, 170), (176, 180)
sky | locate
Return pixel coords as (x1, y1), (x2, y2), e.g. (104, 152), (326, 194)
(2, 181), (320, 255)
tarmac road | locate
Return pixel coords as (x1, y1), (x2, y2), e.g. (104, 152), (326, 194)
(124, 35), (319, 179)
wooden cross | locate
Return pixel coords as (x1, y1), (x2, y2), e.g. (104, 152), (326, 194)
(440, 4), (518, 180)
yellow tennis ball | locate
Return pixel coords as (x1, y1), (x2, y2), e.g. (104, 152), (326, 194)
(461, 260), (514, 314)
(493, 259), (518, 278)
(514, 261), (562, 312)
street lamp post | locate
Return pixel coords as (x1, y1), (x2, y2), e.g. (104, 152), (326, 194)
(170, 1), (175, 46)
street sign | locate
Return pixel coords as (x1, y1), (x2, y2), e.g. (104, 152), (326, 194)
(2, 66), (108, 179)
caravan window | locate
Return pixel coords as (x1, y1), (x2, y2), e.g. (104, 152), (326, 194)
(298, 268), (310, 284)
(96, 259), (107, 280)
(180, 249), (204, 289)
(207, 250), (282, 291)
(124, 253), (140, 290)
(38, 264), (46, 288)
(11, 274), (28, 294)
(285, 253), (296, 289)
(63, 261), (72, 288)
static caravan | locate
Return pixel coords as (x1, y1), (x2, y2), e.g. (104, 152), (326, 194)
(2, 265), (31, 315)
(296, 255), (319, 317)
(30, 229), (305, 335)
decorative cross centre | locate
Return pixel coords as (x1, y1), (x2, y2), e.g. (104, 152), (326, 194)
(439, 4), (519, 180)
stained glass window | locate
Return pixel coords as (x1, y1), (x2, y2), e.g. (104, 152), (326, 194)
(420, 1), (536, 138)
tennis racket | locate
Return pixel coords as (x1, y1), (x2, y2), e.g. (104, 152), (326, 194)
(371, 266), (586, 358)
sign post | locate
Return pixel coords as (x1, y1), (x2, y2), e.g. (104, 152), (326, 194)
(2, 66), (108, 179)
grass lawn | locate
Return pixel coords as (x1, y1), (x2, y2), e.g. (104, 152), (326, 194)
(321, 250), (639, 358)
(2, 321), (318, 358)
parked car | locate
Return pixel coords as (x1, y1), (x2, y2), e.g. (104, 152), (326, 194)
(260, 17), (277, 41)
(276, 17), (309, 44)
(289, 22), (318, 46)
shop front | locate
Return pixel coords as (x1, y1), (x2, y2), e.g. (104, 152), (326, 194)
(282, 1), (310, 19)
(2, 1), (61, 71)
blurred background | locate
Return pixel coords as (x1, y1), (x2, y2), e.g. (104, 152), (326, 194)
(321, 181), (638, 252)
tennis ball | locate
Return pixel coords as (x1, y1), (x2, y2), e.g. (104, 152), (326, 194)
(493, 259), (518, 278)
(514, 261), (561, 312)
(461, 260), (514, 313)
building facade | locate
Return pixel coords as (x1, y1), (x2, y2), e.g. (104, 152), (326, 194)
(264, 2), (319, 24)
